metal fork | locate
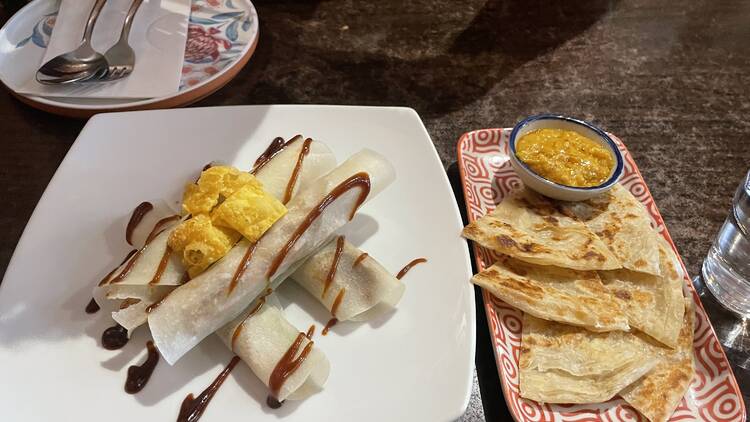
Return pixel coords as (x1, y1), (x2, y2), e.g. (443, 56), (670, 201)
(99, 0), (143, 81)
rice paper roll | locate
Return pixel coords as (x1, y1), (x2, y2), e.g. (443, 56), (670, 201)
(149, 149), (396, 364)
(216, 296), (329, 401)
(96, 221), (185, 301)
(292, 237), (405, 321)
(252, 136), (337, 203)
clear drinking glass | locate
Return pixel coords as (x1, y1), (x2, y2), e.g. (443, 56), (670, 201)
(702, 170), (750, 316)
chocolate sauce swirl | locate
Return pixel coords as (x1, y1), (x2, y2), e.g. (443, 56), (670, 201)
(178, 356), (240, 422)
(125, 341), (159, 394)
(126, 201), (154, 245)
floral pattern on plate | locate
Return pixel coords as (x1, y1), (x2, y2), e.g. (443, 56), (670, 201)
(15, 12), (55, 48)
(457, 128), (745, 422)
(181, 0), (256, 89)
(13, 0), (257, 90)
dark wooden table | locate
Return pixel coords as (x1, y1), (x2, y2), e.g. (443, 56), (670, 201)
(1, 0), (749, 420)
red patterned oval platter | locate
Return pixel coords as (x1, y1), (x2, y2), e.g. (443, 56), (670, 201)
(456, 128), (745, 422)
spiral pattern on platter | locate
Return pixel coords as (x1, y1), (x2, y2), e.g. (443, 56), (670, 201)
(500, 353), (519, 384)
(502, 312), (523, 337)
(493, 173), (521, 197)
(472, 130), (501, 153)
(516, 398), (546, 421)
(555, 403), (608, 422)
(479, 184), (498, 203)
(463, 156), (490, 179)
(697, 379), (742, 421)
(609, 404), (643, 422)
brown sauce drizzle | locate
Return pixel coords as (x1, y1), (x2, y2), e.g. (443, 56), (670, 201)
(119, 298), (141, 309)
(331, 288), (346, 316)
(145, 289), (174, 314)
(323, 288), (346, 336)
(282, 138), (312, 204)
(102, 324), (129, 350)
(322, 236), (345, 297)
(396, 258), (428, 280)
(268, 332), (315, 404)
(306, 324), (316, 339)
(227, 242), (258, 295)
(178, 356), (241, 422)
(353, 252), (369, 267)
(97, 249), (138, 286)
(230, 288), (273, 351)
(322, 318), (338, 336)
(126, 201), (154, 245)
(85, 298), (100, 314)
(266, 396), (284, 409)
(149, 246), (173, 285)
(266, 173), (371, 281)
(108, 215), (180, 285)
(125, 341), (159, 394)
(250, 136), (291, 175)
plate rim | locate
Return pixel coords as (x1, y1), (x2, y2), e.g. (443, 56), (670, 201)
(0, 0), (259, 118)
(0, 104), (477, 421)
(455, 126), (747, 422)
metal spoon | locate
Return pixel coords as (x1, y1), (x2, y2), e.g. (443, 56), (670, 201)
(36, 0), (109, 79)
(36, 66), (107, 85)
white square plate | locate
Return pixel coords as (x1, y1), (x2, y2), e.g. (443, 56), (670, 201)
(0, 105), (475, 421)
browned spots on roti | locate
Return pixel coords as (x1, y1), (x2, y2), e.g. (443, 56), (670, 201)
(583, 251), (605, 261)
(634, 259), (647, 268)
(597, 228), (616, 241)
(520, 242), (540, 252)
(543, 216), (559, 225)
(477, 269), (544, 301)
(624, 213), (639, 219)
(517, 196), (556, 216)
(614, 290), (632, 300)
(462, 224), (480, 238)
(497, 234), (517, 249)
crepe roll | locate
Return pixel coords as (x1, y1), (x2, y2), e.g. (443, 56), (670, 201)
(292, 237), (405, 321)
(216, 296), (329, 402)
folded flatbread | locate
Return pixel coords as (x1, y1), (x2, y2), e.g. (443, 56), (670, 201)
(620, 297), (695, 422)
(600, 238), (685, 348)
(462, 188), (620, 271)
(559, 184), (660, 276)
(471, 257), (629, 332)
(520, 314), (658, 403)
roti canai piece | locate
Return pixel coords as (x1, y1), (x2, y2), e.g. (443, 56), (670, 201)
(462, 188), (621, 271)
(620, 297), (695, 422)
(471, 257), (629, 332)
(559, 184), (661, 276)
(599, 238), (685, 348)
(519, 314), (658, 404)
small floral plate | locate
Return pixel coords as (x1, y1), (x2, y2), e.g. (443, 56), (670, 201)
(0, 0), (258, 117)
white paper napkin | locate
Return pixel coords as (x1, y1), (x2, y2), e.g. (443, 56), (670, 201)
(16, 0), (191, 99)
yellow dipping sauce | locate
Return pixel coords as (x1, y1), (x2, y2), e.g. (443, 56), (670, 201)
(515, 128), (614, 187)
